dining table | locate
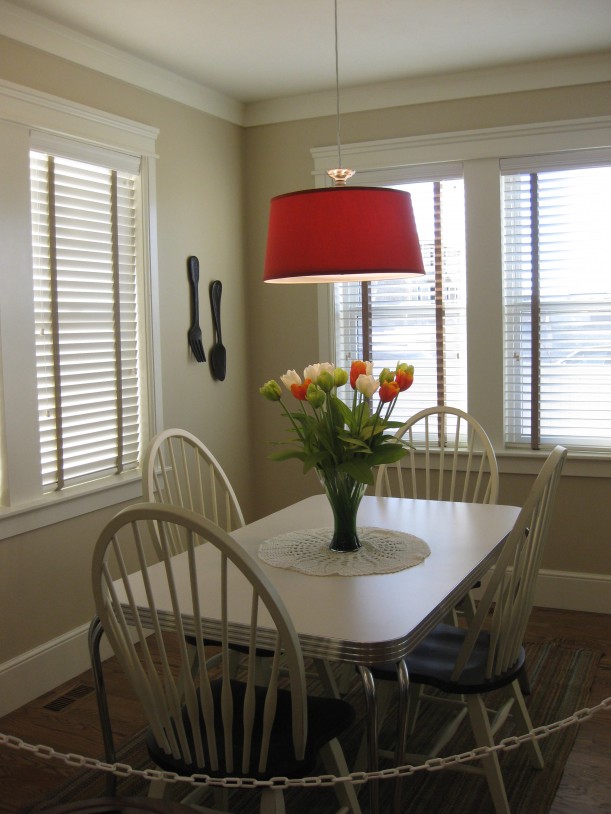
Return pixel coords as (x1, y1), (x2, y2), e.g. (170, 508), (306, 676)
(90, 493), (520, 813)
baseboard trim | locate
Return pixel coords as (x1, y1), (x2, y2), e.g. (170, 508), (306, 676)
(0, 621), (113, 719)
(534, 568), (611, 614)
(1, 569), (609, 717)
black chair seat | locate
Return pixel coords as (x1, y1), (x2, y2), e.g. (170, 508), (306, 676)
(184, 634), (274, 659)
(147, 678), (355, 780)
(369, 623), (526, 694)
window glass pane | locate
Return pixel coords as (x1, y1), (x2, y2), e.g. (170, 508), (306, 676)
(502, 165), (611, 450)
(333, 178), (467, 424)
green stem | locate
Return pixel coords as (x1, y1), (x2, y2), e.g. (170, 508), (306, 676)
(278, 398), (307, 443)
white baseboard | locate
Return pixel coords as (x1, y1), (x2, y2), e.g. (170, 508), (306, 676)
(1, 569), (609, 718)
(0, 621), (113, 719)
(534, 568), (611, 614)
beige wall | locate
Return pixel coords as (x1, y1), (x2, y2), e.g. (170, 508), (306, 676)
(0, 36), (249, 662)
(244, 82), (611, 577)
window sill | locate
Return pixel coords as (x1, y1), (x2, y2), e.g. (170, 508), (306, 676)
(398, 446), (611, 479)
(496, 448), (611, 478)
(0, 471), (143, 541)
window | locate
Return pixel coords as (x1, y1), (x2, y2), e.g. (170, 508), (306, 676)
(30, 146), (142, 491)
(502, 157), (611, 451)
(333, 175), (467, 424)
(314, 116), (611, 466)
(0, 81), (159, 537)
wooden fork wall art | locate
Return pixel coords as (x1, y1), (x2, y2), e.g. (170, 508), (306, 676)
(187, 256), (206, 363)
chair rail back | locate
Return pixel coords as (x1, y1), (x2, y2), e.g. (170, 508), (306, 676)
(91, 503), (308, 775)
(143, 428), (245, 555)
(452, 445), (567, 682)
(375, 406), (499, 504)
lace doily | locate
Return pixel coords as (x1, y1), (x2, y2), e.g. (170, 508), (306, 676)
(258, 527), (431, 576)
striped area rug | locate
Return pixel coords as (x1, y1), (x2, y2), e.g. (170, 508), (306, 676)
(24, 640), (601, 814)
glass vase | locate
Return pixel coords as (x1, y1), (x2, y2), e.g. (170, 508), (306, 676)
(317, 469), (367, 553)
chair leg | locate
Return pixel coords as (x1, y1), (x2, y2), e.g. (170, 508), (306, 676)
(88, 616), (117, 797)
(458, 590), (478, 624)
(260, 787), (286, 813)
(336, 662), (357, 696)
(467, 694), (511, 814)
(147, 779), (171, 799)
(518, 667), (531, 696)
(509, 679), (544, 769)
(318, 738), (363, 814)
(314, 658), (341, 698)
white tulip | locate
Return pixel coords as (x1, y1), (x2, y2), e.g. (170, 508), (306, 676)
(303, 362), (335, 382)
(280, 369), (301, 390)
(355, 374), (379, 398)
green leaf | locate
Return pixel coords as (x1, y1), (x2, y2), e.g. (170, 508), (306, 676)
(269, 449), (306, 462)
(368, 445), (408, 466)
(338, 458), (375, 485)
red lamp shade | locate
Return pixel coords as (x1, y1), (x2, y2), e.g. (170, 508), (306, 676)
(264, 186), (425, 283)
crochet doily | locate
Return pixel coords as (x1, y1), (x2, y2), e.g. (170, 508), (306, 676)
(258, 527), (431, 576)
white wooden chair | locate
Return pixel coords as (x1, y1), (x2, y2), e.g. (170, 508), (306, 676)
(375, 406), (499, 505)
(91, 503), (362, 814)
(143, 428), (340, 696)
(366, 445), (567, 814)
(143, 427), (245, 539)
(375, 406), (499, 651)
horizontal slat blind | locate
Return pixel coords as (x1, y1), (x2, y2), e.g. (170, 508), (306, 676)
(334, 177), (467, 425)
(30, 150), (141, 490)
(502, 161), (611, 450)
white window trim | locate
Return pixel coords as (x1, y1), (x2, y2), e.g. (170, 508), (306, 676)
(0, 79), (162, 539)
(314, 116), (611, 479)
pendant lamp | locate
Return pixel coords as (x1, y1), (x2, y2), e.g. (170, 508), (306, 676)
(264, 1), (424, 284)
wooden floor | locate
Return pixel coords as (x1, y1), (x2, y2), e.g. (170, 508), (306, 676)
(0, 607), (609, 813)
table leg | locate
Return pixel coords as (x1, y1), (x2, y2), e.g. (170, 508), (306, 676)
(88, 616), (117, 797)
(357, 665), (379, 814)
(393, 659), (410, 813)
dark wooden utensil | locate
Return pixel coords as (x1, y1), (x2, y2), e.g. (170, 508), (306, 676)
(187, 256), (205, 362)
(209, 280), (226, 380)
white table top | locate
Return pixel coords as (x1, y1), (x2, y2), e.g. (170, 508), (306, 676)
(232, 495), (519, 663)
(120, 495), (519, 666)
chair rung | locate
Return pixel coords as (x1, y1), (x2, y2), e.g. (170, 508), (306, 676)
(489, 697), (515, 736)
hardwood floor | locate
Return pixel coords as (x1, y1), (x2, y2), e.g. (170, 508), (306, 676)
(0, 607), (609, 813)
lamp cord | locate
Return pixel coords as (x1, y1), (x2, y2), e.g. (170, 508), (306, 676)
(334, 0), (342, 169)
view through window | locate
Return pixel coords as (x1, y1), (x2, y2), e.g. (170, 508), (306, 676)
(502, 163), (611, 451)
(333, 178), (467, 425)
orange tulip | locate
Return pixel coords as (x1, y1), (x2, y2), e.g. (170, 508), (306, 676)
(395, 366), (414, 392)
(350, 360), (368, 388)
(291, 378), (312, 400)
(379, 380), (400, 403)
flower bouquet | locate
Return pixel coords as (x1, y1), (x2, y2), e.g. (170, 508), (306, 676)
(260, 361), (414, 552)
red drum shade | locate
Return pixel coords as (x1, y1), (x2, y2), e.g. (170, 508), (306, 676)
(264, 186), (425, 283)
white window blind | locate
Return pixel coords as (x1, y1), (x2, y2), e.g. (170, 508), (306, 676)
(30, 149), (142, 490)
(334, 177), (467, 425)
(502, 156), (611, 451)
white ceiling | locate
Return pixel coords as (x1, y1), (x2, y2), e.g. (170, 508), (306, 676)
(2, 0), (611, 123)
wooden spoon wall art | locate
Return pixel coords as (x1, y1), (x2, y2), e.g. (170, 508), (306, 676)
(209, 280), (226, 380)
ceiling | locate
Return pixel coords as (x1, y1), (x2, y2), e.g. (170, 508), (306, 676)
(2, 0), (610, 122)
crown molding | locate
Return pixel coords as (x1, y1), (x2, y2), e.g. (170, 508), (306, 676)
(244, 52), (611, 127)
(1, 1), (609, 129)
(0, 0), (244, 125)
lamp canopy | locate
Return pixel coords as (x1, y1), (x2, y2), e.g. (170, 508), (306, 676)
(264, 185), (425, 284)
